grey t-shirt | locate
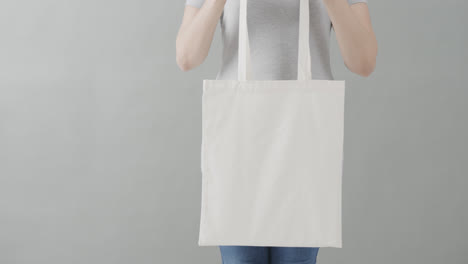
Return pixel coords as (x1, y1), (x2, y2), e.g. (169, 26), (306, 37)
(186, 0), (367, 80)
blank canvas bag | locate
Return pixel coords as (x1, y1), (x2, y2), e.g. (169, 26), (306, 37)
(199, 0), (345, 248)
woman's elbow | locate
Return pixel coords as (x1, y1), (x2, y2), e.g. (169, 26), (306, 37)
(176, 49), (195, 72)
(176, 38), (196, 71)
(356, 57), (376, 77)
(349, 54), (376, 77)
(176, 40), (206, 72)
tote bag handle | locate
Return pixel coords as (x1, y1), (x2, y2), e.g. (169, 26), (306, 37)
(238, 0), (312, 81)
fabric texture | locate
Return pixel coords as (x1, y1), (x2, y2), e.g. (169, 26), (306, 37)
(199, 0), (345, 247)
(219, 246), (320, 264)
(185, 0), (367, 80)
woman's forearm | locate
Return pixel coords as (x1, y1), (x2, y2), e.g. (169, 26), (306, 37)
(176, 0), (226, 71)
(323, 0), (378, 77)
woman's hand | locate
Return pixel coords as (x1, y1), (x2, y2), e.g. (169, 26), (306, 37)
(323, 0), (378, 77)
(176, 0), (227, 71)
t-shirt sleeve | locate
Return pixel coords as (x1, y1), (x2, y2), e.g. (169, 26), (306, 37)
(185, 0), (204, 8)
(348, 0), (368, 4)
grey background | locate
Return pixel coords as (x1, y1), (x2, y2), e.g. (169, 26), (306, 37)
(0, 0), (467, 264)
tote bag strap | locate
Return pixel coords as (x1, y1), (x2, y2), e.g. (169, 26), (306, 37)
(238, 0), (312, 81)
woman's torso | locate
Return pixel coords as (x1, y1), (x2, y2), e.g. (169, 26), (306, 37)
(186, 0), (366, 80)
(218, 0), (332, 80)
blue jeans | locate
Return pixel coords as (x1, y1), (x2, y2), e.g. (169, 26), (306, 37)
(219, 246), (319, 264)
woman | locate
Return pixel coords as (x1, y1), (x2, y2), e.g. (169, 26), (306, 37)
(176, 0), (377, 263)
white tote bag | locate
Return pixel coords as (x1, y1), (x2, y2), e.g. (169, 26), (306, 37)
(199, 0), (345, 248)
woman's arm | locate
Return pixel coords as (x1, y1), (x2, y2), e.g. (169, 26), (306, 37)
(323, 0), (378, 77)
(176, 0), (226, 71)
